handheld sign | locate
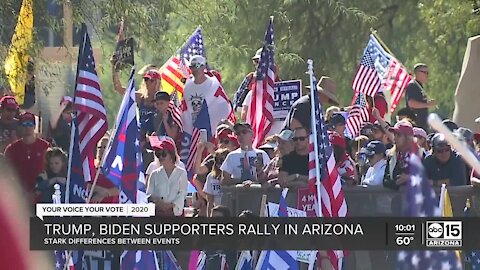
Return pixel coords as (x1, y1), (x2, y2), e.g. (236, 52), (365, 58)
(114, 37), (135, 70)
(273, 80), (302, 120)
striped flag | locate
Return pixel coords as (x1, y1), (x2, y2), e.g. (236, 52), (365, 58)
(65, 23), (108, 203)
(160, 28), (205, 98)
(249, 17), (275, 148)
(385, 59), (412, 112)
(346, 92), (369, 138)
(308, 70), (347, 270)
(169, 90), (183, 133)
(352, 35), (411, 112)
(235, 251), (253, 270)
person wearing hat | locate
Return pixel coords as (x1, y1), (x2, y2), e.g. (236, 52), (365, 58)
(263, 129), (294, 182)
(112, 60), (162, 169)
(147, 138), (188, 216)
(360, 141), (387, 186)
(4, 112), (51, 204)
(329, 132), (358, 185)
(232, 49), (261, 112)
(423, 134), (466, 187)
(182, 55), (232, 133)
(49, 96), (74, 152)
(258, 136), (277, 160)
(220, 123), (270, 186)
(284, 76), (340, 131)
(0, 96), (20, 152)
(413, 127), (429, 158)
(233, 48), (280, 113)
(405, 63), (437, 130)
(143, 91), (180, 140)
(383, 121), (417, 190)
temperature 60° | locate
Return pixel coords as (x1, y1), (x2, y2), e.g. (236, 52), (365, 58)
(396, 236), (414, 246)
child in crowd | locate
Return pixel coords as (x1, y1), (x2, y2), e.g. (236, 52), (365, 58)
(35, 147), (68, 203)
(204, 148), (230, 216)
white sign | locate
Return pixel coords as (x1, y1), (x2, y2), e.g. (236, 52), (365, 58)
(267, 202), (307, 218)
(36, 203), (155, 220)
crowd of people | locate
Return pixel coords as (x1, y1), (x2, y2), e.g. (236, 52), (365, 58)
(0, 48), (479, 269)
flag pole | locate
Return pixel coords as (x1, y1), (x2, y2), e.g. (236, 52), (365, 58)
(370, 29), (434, 107)
(306, 59), (323, 218)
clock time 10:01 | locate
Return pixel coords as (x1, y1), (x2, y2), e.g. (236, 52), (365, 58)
(395, 224), (415, 232)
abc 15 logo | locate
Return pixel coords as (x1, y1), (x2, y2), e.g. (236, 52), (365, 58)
(426, 221), (462, 240)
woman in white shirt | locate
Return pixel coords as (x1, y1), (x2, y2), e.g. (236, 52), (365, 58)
(145, 136), (185, 186)
(147, 139), (188, 216)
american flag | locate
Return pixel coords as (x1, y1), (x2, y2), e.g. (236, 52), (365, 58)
(385, 58), (412, 112)
(169, 89), (183, 133)
(352, 35), (411, 112)
(160, 27), (205, 97)
(73, 23), (108, 184)
(346, 92), (369, 138)
(249, 17), (275, 148)
(397, 154), (462, 270)
(308, 73), (347, 270)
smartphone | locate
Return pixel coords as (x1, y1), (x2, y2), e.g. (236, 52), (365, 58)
(256, 152), (264, 166)
(199, 129), (208, 143)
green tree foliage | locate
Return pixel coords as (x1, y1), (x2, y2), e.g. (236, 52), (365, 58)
(1, 0), (479, 123)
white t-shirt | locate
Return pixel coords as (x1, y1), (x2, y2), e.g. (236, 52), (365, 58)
(203, 173), (222, 206)
(220, 148), (271, 182)
(146, 158), (186, 176)
(242, 91), (283, 137)
(183, 76), (217, 123)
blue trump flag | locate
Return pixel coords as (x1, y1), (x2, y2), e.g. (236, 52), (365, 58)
(101, 67), (158, 269)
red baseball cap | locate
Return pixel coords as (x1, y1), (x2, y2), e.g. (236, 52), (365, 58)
(329, 132), (346, 148)
(389, 121), (414, 136)
(18, 112), (36, 123)
(475, 133), (480, 142)
(143, 70), (161, 80)
(153, 139), (176, 152)
(0, 96), (18, 110)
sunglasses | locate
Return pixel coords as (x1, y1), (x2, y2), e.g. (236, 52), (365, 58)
(189, 63), (204, 69)
(292, 136), (308, 142)
(20, 121), (35, 127)
(155, 150), (168, 158)
(144, 78), (154, 83)
(97, 146), (106, 150)
(219, 139), (231, 144)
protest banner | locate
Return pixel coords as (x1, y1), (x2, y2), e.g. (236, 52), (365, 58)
(273, 80), (301, 120)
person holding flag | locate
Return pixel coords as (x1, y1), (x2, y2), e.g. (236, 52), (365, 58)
(101, 67), (159, 268)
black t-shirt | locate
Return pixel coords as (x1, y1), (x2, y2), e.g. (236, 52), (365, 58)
(279, 152), (309, 176)
(405, 81), (428, 129)
(423, 152), (466, 186)
(51, 118), (71, 152)
(284, 95), (311, 131)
